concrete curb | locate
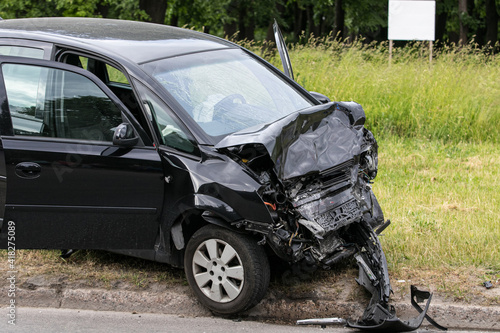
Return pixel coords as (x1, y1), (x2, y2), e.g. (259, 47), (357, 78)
(1, 276), (499, 331)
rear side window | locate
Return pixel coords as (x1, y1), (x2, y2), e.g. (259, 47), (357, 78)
(0, 46), (44, 59)
(2, 63), (122, 141)
(106, 64), (129, 84)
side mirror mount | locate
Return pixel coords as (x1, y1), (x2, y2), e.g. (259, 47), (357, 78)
(309, 91), (331, 104)
(113, 123), (139, 147)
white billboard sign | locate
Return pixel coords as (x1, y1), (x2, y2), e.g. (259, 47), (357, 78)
(388, 0), (435, 41)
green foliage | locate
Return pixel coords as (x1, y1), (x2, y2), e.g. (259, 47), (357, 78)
(0, 0), (149, 21)
(107, 0), (149, 21)
(167, 0), (234, 31)
(0, 0), (59, 18)
(1, 0), (499, 44)
(344, 0), (387, 36)
(55, 0), (103, 17)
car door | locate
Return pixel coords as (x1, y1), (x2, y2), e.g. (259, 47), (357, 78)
(0, 56), (164, 249)
(0, 41), (52, 242)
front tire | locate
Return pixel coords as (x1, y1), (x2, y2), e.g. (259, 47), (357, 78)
(184, 225), (270, 314)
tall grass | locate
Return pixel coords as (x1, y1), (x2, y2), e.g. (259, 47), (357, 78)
(257, 38), (500, 143)
(256, 39), (500, 283)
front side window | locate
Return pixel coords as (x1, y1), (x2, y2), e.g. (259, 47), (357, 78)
(59, 52), (154, 144)
(135, 80), (197, 154)
(2, 63), (122, 141)
(142, 49), (313, 140)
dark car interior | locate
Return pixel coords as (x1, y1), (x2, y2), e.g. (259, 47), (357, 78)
(58, 52), (154, 144)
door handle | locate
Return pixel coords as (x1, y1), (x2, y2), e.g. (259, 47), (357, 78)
(15, 162), (41, 179)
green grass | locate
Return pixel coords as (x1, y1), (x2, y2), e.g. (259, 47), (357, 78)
(376, 138), (499, 271)
(5, 249), (185, 289)
(258, 39), (500, 143)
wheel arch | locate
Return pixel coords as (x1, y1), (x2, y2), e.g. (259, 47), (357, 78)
(166, 194), (246, 260)
(159, 193), (273, 268)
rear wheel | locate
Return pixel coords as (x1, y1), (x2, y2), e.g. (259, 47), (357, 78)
(184, 225), (270, 314)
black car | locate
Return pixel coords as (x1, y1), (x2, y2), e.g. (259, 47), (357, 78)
(0, 17), (441, 331)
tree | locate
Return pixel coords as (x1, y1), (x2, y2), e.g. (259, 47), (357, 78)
(0, 0), (60, 18)
(458, 0), (468, 43)
(334, 0), (345, 39)
(344, 0), (387, 41)
(0, 0), (498, 46)
(139, 0), (167, 24)
(436, 0), (451, 42)
(485, 0), (499, 45)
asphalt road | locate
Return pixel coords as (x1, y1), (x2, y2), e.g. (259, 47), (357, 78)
(1, 307), (496, 333)
(2, 307), (344, 333)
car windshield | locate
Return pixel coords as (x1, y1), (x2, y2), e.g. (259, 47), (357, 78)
(141, 48), (314, 139)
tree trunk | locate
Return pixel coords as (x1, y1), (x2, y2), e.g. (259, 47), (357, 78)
(224, 22), (238, 39)
(170, 14), (178, 27)
(334, 0), (344, 39)
(306, 5), (315, 37)
(238, 3), (255, 41)
(458, 0), (468, 44)
(485, 0), (499, 45)
(245, 16), (255, 41)
(265, 21), (274, 43)
(435, 7), (447, 42)
(139, 0), (167, 24)
(293, 3), (304, 39)
(224, 0), (239, 39)
(96, 3), (109, 18)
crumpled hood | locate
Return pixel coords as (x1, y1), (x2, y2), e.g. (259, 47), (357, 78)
(215, 101), (367, 180)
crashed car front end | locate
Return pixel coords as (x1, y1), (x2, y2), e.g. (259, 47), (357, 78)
(217, 101), (444, 331)
(141, 37), (442, 329)
(217, 101), (383, 268)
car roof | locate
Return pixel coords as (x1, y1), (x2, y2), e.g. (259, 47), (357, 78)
(0, 17), (236, 64)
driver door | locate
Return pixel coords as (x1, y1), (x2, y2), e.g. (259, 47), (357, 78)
(0, 57), (164, 249)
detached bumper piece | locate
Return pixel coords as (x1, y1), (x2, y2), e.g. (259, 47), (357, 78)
(346, 285), (447, 332)
(346, 223), (446, 332)
(296, 285), (446, 332)
(297, 223), (447, 332)
(296, 317), (346, 328)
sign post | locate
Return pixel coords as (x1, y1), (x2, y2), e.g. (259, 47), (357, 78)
(388, 0), (435, 64)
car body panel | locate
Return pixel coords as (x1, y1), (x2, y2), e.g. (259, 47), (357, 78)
(1, 137), (163, 249)
(216, 101), (367, 180)
(159, 146), (272, 224)
(0, 18), (235, 64)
